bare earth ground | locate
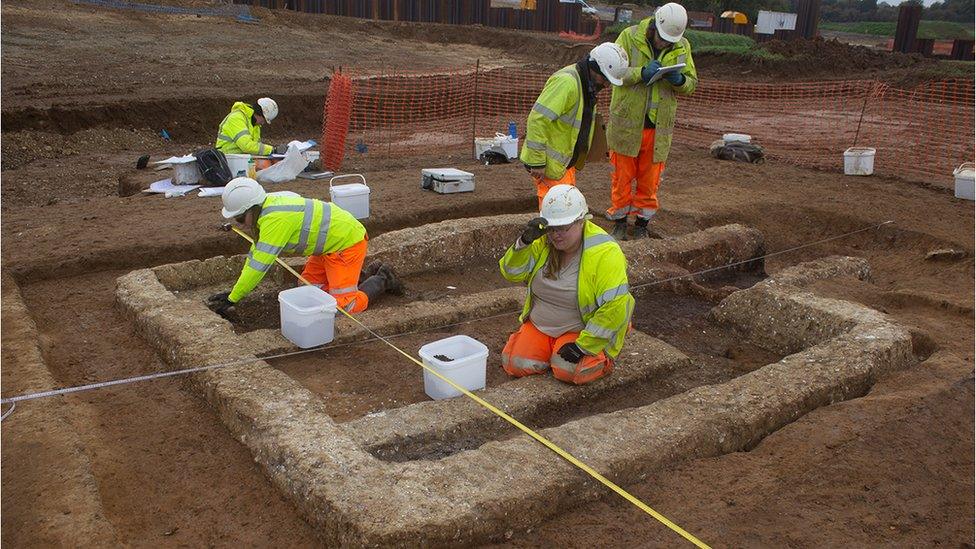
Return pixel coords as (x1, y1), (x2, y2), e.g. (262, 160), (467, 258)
(2, 1), (974, 547)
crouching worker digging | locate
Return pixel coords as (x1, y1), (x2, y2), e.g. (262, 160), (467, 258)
(499, 184), (634, 385)
(207, 177), (402, 317)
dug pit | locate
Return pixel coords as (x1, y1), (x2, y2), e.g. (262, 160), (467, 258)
(116, 214), (917, 545)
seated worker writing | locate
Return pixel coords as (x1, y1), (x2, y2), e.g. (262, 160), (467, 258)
(215, 97), (287, 156)
(499, 184), (634, 385)
(207, 178), (402, 317)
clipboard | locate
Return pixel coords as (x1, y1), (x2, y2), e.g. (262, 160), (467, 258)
(646, 63), (686, 85)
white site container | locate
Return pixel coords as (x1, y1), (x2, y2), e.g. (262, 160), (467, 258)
(844, 147), (876, 176)
(953, 162), (974, 201)
(421, 168), (475, 194)
(418, 335), (489, 400)
(722, 133), (752, 143)
(225, 153), (251, 178)
(278, 285), (338, 349)
(329, 174), (370, 219)
(474, 133), (519, 160)
(172, 162), (202, 185)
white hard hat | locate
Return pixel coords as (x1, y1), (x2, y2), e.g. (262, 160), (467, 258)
(540, 184), (591, 227)
(588, 42), (629, 86)
(256, 97), (278, 124)
(221, 177), (267, 219)
(655, 3), (688, 43)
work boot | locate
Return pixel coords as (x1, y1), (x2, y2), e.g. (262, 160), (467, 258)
(633, 218), (663, 239)
(610, 220), (628, 241)
(377, 264), (405, 296)
(359, 259), (383, 284)
(360, 274), (386, 305)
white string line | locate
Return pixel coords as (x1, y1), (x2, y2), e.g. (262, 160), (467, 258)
(0, 220), (893, 417)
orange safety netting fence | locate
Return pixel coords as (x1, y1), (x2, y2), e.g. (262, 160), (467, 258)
(321, 65), (974, 185)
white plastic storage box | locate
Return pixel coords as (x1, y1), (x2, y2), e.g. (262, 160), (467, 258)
(418, 335), (489, 400)
(225, 154), (251, 178)
(278, 285), (338, 349)
(421, 168), (475, 194)
(329, 174), (370, 219)
(474, 133), (519, 161)
(722, 133), (751, 143)
(953, 162), (974, 201)
(843, 147), (876, 176)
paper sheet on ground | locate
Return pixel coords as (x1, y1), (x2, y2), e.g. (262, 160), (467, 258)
(645, 63), (686, 85)
(145, 178), (200, 195)
(198, 186), (226, 197)
(152, 155), (196, 165)
(271, 139), (316, 158)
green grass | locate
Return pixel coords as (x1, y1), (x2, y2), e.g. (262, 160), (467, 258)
(820, 20), (975, 40)
(603, 26), (784, 60)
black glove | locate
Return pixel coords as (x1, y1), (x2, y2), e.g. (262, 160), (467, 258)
(272, 143), (289, 155)
(557, 342), (586, 364)
(520, 217), (548, 245)
(206, 291), (235, 317)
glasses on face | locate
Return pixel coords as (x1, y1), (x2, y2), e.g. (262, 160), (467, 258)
(548, 221), (580, 234)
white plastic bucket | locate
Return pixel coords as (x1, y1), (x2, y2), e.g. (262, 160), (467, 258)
(225, 154), (251, 178)
(844, 147), (876, 176)
(329, 174), (370, 219)
(954, 162), (975, 201)
(278, 285), (338, 349)
(418, 335), (489, 400)
(172, 162), (201, 185)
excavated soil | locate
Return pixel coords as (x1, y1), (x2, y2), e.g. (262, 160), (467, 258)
(232, 257), (506, 333)
(270, 317), (517, 422)
(267, 279), (781, 424)
(1, 2), (974, 547)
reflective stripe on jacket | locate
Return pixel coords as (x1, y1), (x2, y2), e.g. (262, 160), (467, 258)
(608, 17), (697, 161)
(228, 194), (366, 302)
(499, 221), (634, 358)
(215, 101), (273, 156)
(519, 64), (596, 181)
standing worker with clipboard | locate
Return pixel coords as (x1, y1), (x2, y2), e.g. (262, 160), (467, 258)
(606, 3), (698, 240)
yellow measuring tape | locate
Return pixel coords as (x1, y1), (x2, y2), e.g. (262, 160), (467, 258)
(232, 227), (710, 548)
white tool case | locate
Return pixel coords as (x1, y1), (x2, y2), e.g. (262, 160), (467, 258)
(421, 168), (475, 194)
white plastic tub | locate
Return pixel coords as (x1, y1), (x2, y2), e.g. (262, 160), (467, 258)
(418, 335), (489, 400)
(953, 162), (974, 201)
(474, 133), (519, 160)
(844, 147), (876, 176)
(329, 174), (370, 219)
(225, 154), (251, 178)
(278, 285), (338, 349)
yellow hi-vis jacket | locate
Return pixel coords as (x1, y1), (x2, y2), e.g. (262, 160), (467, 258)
(215, 101), (273, 156)
(499, 221), (634, 358)
(608, 17), (698, 162)
(519, 64), (595, 181)
(228, 193), (366, 303)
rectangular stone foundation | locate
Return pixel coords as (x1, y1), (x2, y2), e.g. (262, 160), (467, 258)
(115, 216), (914, 545)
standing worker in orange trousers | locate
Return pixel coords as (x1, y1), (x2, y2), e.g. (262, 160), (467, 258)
(206, 178), (402, 318)
(606, 3), (697, 240)
(520, 42), (629, 208)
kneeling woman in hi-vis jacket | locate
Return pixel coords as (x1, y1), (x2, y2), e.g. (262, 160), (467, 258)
(206, 178), (402, 318)
(499, 184), (635, 385)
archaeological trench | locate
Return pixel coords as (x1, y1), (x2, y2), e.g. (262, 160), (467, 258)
(110, 214), (918, 546)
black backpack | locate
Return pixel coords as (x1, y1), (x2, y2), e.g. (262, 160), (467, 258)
(194, 148), (233, 186)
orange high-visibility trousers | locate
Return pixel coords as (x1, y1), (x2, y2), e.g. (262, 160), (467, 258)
(501, 320), (613, 385)
(301, 237), (369, 313)
(607, 128), (664, 221)
(533, 167), (576, 209)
